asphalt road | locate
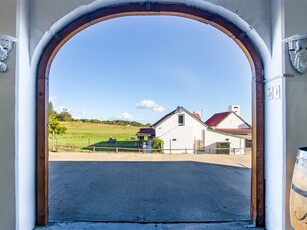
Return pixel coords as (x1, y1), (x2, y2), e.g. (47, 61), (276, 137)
(49, 154), (251, 223)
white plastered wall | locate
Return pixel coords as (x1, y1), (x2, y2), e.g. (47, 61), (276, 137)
(204, 130), (245, 154)
(155, 111), (205, 153)
(0, 1), (17, 229)
(264, 1), (285, 229)
(2, 0), (299, 229)
(216, 113), (249, 129)
(16, 0), (36, 229)
(0, 1), (36, 229)
(283, 1), (307, 229)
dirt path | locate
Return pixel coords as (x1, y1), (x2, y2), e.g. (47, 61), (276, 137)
(49, 151), (251, 168)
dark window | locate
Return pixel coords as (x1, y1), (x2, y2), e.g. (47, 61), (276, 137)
(178, 114), (184, 126)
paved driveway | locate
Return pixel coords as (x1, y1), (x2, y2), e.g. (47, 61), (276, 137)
(49, 152), (251, 223)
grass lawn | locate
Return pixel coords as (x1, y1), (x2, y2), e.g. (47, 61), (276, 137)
(49, 121), (142, 151)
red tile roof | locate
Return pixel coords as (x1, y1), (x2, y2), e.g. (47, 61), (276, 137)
(205, 112), (230, 127)
(136, 127), (155, 136)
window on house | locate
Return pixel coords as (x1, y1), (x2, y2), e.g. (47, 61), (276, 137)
(178, 114), (184, 126)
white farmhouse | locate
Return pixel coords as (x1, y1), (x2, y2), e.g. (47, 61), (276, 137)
(151, 106), (205, 154)
(205, 105), (250, 130)
(143, 106), (251, 154)
(204, 105), (251, 154)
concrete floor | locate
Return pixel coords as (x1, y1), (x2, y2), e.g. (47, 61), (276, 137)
(48, 154), (251, 224)
(34, 153), (266, 229)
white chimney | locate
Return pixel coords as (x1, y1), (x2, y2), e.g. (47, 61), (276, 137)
(228, 105), (240, 116)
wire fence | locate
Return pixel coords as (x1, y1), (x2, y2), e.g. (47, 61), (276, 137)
(49, 143), (252, 155)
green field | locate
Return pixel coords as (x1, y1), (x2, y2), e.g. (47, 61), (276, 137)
(49, 122), (141, 152)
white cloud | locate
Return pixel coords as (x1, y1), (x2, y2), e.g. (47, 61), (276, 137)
(49, 96), (87, 118)
(137, 99), (165, 112)
(49, 96), (64, 113)
(115, 112), (134, 121)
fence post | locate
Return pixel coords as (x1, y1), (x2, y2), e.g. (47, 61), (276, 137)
(93, 146), (95, 152)
(115, 147), (118, 153)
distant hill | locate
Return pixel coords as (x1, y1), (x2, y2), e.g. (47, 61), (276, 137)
(73, 119), (146, 127)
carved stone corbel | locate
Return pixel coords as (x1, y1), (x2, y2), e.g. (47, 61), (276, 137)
(284, 34), (307, 74)
(0, 35), (17, 73)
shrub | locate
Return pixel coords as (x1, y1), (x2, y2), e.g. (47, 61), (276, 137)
(152, 138), (164, 152)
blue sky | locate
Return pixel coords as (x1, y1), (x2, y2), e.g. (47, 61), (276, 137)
(49, 15), (252, 124)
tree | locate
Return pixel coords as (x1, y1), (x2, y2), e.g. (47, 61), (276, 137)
(48, 101), (58, 118)
(48, 116), (67, 151)
(152, 138), (164, 152)
(56, 108), (73, 121)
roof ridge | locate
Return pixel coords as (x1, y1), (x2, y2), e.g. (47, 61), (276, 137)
(205, 111), (231, 127)
(152, 106), (207, 127)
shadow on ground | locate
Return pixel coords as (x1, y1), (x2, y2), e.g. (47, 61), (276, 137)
(82, 140), (139, 152)
(49, 161), (251, 223)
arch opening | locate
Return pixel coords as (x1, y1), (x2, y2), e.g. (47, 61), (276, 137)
(36, 2), (264, 227)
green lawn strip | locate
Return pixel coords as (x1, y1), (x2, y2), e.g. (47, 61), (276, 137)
(49, 121), (142, 152)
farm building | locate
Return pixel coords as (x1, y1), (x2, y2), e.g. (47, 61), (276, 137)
(205, 105), (252, 154)
(138, 106), (251, 154)
(136, 127), (155, 152)
(204, 105), (251, 154)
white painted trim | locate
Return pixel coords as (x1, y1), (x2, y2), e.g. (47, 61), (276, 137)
(32, 0), (271, 78)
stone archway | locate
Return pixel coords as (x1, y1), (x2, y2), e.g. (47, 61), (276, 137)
(36, 2), (264, 227)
